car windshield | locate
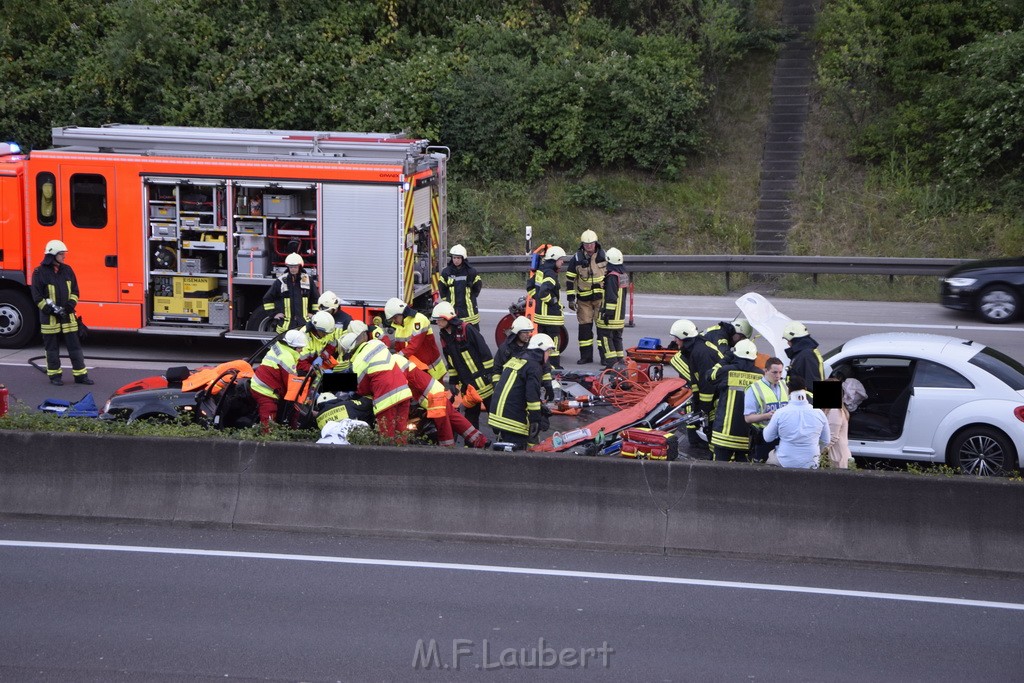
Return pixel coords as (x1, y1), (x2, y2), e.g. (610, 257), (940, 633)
(969, 346), (1024, 391)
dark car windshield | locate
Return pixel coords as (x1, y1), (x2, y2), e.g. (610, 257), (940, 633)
(969, 346), (1024, 391)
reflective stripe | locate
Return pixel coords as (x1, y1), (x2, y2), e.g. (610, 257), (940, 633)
(373, 385), (413, 414)
(251, 376), (280, 400)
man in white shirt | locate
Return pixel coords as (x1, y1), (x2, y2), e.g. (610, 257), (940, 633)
(763, 376), (830, 469)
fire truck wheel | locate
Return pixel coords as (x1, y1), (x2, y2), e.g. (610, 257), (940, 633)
(244, 308), (275, 332)
(0, 290), (36, 349)
(557, 326), (569, 353)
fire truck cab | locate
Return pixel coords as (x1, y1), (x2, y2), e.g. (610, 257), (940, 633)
(0, 125), (448, 348)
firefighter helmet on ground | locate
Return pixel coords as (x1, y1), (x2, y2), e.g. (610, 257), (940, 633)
(45, 240), (68, 256)
(450, 244), (468, 258)
(384, 297), (407, 321)
(783, 321), (810, 340)
(285, 253), (304, 267)
(510, 316), (534, 334)
(431, 301), (457, 320)
(670, 319), (698, 340)
(733, 339), (758, 361)
(544, 246), (566, 261)
(732, 318), (753, 339)
(580, 229), (598, 244)
(527, 333), (555, 351)
(316, 392), (336, 407)
(310, 311), (336, 334)
(284, 329), (308, 348)
(318, 291), (341, 312)
(605, 247), (624, 265)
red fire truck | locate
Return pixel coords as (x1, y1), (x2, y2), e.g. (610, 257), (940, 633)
(0, 124), (448, 348)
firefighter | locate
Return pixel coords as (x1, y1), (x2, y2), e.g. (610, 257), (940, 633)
(30, 240), (92, 386)
(317, 291), (353, 330)
(596, 247), (627, 368)
(384, 297), (447, 381)
(708, 339), (763, 462)
(565, 229), (607, 365)
(431, 301), (494, 429)
(339, 327), (414, 441)
(488, 333), (554, 450)
(703, 318), (753, 361)
(438, 244), (483, 328)
(315, 392), (374, 432)
(297, 310), (338, 373)
(393, 353), (490, 448)
(668, 319), (725, 456)
(263, 253), (319, 333)
(783, 321), (825, 386)
(250, 328), (308, 428)
(528, 245), (566, 369)
(492, 315), (556, 403)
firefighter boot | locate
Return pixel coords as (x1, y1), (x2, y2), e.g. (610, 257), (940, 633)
(75, 374), (95, 385)
(49, 374), (64, 386)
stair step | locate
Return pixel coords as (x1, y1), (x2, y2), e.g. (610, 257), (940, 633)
(765, 134), (806, 146)
(759, 179), (798, 193)
(756, 209), (791, 222)
(760, 169), (799, 182)
(761, 189), (795, 202)
(762, 159), (801, 172)
(772, 85), (811, 97)
(768, 121), (806, 134)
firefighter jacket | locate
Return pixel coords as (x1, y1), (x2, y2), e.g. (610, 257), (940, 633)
(439, 259), (483, 326)
(351, 339), (414, 415)
(263, 271), (318, 332)
(565, 243), (607, 303)
(596, 265), (627, 330)
(745, 378), (790, 431)
(708, 358), (762, 451)
(529, 260), (564, 326)
(488, 349), (545, 437)
(703, 321), (739, 359)
(670, 336), (725, 411)
(251, 342), (300, 401)
(438, 319), (494, 402)
(391, 308), (447, 381)
(785, 336), (825, 385)
(316, 395), (374, 431)
(30, 255), (81, 335)
(330, 308), (354, 330)
(492, 333), (556, 399)
(394, 354), (446, 407)
(297, 324), (339, 374)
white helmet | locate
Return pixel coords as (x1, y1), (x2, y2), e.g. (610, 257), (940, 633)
(527, 333), (555, 351)
(45, 239), (68, 256)
(318, 291), (340, 312)
(338, 331), (363, 353)
(450, 244), (468, 258)
(605, 247), (623, 265)
(285, 253), (303, 267)
(316, 392), (336, 407)
(580, 229), (598, 244)
(783, 321), (810, 340)
(544, 246), (566, 261)
(733, 339), (758, 361)
(284, 329), (308, 348)
(670, 319), (698, 340)
(431, 301), (457, 320)
(732, 318), (753, 339)
(510, 316), (533, 334)
(384, 297), (407, 321)
(310, 311), (336, 334)
(347, 320), (369, 337)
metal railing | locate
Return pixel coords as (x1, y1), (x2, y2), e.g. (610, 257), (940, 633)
(473, 254), (967, 289)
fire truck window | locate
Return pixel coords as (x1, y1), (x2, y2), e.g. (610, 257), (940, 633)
(36, 173), (57, 226)
(70, 173), (107, 229)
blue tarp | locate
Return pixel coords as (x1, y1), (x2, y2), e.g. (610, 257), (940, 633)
(37, 392), (100, 418)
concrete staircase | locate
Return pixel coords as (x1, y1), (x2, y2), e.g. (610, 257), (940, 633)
(753, 0), (817, 255)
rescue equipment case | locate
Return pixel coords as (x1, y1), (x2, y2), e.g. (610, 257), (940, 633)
(619, 427), (679, 461)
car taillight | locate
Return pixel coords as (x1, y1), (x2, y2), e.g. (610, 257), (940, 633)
(1015, 406), (1024, 423)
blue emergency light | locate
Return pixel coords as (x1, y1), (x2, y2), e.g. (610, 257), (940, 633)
(1, 142), (23, 156)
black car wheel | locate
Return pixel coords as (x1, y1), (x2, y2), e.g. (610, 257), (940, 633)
(977, 285), (1020, 323)
(948, 426), (1016, 476)
(0, 290), (36, 349)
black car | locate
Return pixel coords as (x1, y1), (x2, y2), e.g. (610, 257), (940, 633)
(941, 257), (1024, 323)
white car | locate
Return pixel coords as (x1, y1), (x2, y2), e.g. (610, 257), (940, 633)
(823, 333), (1024, 475)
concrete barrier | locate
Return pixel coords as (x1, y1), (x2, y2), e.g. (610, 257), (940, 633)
(1, 430), (1021, 574)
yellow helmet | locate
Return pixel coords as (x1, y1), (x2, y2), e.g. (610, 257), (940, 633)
(580, 229), (598, 244)
(732, 318), (753, 339)
(783, 321), (810, 340)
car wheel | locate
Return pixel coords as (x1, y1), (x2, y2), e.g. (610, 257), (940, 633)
(948, 426), (1016, 476)
(977, 286), (1019, 324)
(0, 290), (37, 349)
(245, 308), (276, 332)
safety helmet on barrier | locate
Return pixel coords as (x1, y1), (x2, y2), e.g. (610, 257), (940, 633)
(605, 247), (624, 265)
(783, 321), (810, 340)
(310, 311), (336, 334)
(669, 319), (698, 340)
(450, 244), (468, 258)
(384, 297), (407, 321)
(284, 329), (308, 348)
(45, 239), (68, 256)
(431, 301), (457, 321)
(544, 246), (566, 261)
(510, 316), (534, 334)
(733, 339), (758, 361)
(580, 229), (598, 244)
(527, 333), (555, 351)
(285, 253), (304, 267)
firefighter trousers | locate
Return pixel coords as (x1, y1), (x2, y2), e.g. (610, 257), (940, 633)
(596, 327), (623, 366)
(42, 331), (87, 377)
(575, 299), (600, 362)
(537, 324), (562, 366)
(376, 399), (411, 442)
(447, 405), (489, 448)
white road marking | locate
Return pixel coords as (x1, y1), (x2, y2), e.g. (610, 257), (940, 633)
(2, 540), (1021, 612)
